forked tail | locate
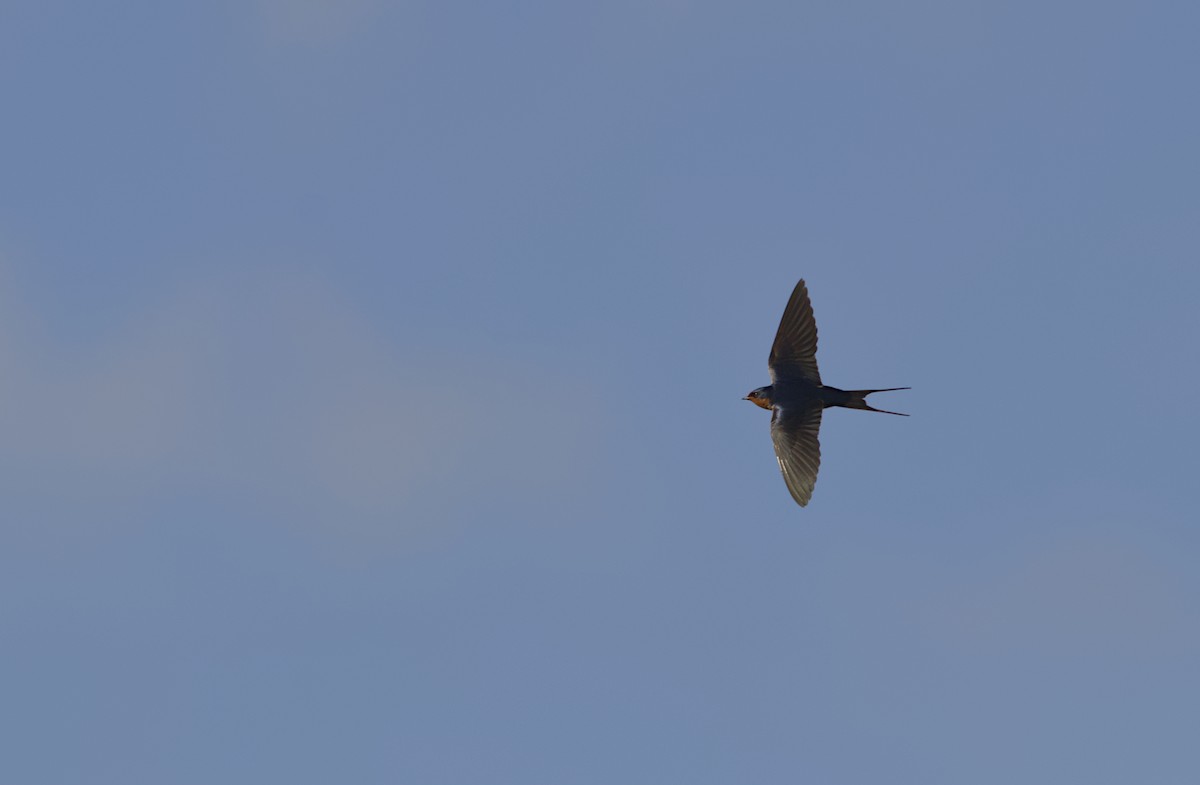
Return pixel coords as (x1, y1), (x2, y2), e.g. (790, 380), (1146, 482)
(844, 388), (910, 416)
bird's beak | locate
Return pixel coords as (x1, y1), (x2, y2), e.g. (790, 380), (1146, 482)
(741, 396), (750, 401)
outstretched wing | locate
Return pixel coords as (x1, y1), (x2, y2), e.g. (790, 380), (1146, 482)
(769, 279), (821, 385)
(770, 403), (823, 507)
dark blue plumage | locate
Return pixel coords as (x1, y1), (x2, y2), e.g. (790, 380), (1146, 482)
(745, 279), (908, 507)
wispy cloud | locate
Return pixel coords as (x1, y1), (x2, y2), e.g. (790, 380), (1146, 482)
(255, 0), (385, 49)
(916, 534), (1199, 658)
(0, 267), (599, 538)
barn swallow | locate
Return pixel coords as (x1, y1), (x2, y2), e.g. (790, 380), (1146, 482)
(745, 279), (908, 507)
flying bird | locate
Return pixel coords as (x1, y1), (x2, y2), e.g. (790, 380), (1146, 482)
(744, 279), (908, 507)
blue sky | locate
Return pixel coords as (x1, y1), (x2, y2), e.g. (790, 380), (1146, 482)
(3, 2), (1199, 783)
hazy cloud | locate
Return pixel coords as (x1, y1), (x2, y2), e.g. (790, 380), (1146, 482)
(0, 268), (599, 535)
(256, 0), (385, 48)
(917, 534), (1198, 658)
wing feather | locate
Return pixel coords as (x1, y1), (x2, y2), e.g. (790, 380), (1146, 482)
(770, 404), (823, 507)
(769, 279), (821, 385)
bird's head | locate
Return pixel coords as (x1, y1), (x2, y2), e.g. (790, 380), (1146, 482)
(743, 386), (774, 410)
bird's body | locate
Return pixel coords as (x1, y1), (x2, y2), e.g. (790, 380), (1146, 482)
(745, 279), (907, 507)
